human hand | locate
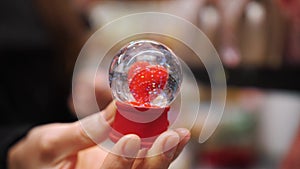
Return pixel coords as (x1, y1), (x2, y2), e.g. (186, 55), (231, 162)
(7, 102), (116, 169)
(8, 102), (190, 169)
(76, 128), (190, 169)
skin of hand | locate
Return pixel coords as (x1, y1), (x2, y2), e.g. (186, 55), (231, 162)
(8, 102), (191, 169)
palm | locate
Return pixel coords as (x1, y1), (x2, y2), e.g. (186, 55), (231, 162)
(75, 146), (107, 169)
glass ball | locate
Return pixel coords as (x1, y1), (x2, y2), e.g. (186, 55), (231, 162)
(109, 40), (182, 107)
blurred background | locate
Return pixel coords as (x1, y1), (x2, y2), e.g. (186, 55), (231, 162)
(1, 0), (300, 168)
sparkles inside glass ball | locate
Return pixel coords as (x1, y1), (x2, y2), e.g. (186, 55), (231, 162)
(109, 40), (182, 107)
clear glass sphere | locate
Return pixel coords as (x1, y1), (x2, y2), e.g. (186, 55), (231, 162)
(109, 40), (182, 107)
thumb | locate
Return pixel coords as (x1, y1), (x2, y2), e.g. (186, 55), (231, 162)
(44, 101), (116, 159)
(77, 100), (116, 145)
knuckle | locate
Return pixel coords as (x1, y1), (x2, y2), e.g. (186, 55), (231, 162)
(75, 123), (93, 145)
(38, 133), (58, 161)
(26, 127), (40, 138)
(8, 144), (20, 164)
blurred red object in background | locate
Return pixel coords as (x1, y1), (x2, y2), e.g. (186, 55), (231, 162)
(277, 0), (300, 65)
(201, 146), (255, 168)
(277, 0), (300, 19)
(281, 126), (300, 169)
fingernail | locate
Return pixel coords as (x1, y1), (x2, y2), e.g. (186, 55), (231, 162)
(163, 134), (179, 159)
(102, 100), (117, 121)
(175, 128), (190, 138)
(122, 135), (141, 159)
(136, 148), (148, 159)
(101, 110), (111, 122)
(164, 146), (177, 159)
(79, 113), (110, 143)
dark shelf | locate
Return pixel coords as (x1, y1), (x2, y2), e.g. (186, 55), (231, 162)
(192, 67), (300, 91)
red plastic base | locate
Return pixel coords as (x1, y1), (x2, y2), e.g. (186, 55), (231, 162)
(109, 101), (170, 148)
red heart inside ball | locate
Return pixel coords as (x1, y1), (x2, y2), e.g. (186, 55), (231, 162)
(128, 62), (168, 106)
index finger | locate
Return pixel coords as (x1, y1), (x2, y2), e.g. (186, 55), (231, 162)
(42, 101), (116, 160)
